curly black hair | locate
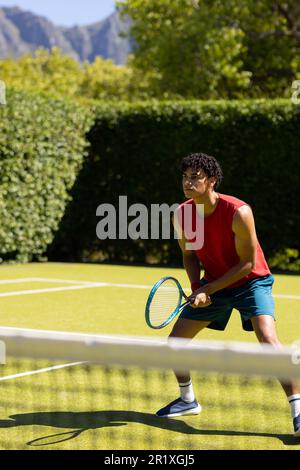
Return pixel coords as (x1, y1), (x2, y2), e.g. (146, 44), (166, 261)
(181, 153), (223, 189)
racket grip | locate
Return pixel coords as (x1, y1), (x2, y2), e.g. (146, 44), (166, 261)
(179, 300), (190, 312)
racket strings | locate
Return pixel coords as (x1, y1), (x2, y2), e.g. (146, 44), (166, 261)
(149, 280), (181, 327)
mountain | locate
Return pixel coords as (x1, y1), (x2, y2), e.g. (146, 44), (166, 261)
(0, 6), (131, 64)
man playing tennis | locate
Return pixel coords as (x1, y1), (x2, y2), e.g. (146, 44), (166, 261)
(156, 152), (300, 437)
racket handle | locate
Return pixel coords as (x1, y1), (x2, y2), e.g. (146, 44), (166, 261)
(178, 300), (190, 312)
(179, 295), (212, 312)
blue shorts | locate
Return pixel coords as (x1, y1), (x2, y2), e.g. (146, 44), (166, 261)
(180, 274), (275, 331)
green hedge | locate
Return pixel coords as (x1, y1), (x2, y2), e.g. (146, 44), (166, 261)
(0, 89), (92, 263)
(48, 100), (300, 270)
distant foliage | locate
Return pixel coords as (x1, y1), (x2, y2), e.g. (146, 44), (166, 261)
(118, 0), (300, 99)
(0, 48), (150, 102)
(269, 249), (300, 272)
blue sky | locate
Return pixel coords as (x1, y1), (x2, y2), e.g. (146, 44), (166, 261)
(0, 0), (116, 26)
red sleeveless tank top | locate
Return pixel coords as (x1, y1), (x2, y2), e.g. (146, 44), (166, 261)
(177, 193), (270, 288)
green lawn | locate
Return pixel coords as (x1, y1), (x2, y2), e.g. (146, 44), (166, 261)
(0, 262), (299, 450)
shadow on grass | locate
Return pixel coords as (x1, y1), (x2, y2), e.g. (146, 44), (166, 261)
(0, 410), (299, 448)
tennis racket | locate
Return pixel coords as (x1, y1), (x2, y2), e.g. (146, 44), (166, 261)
(145, 276), (191, 329)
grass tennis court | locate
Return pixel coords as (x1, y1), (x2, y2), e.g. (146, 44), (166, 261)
(0, 262), (299, 450)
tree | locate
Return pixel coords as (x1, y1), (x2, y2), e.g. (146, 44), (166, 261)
(238, 0), (300, 97)
(80, 56), (151, 101)
(118, 0), (300, 98)
(0, 48), (82, 98)
(0, 48), (151, 102)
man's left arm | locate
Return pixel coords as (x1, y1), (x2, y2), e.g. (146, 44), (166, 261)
(196, 205), (258, 297)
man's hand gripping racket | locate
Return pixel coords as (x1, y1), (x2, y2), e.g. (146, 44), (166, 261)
(145, 276), (212, 329)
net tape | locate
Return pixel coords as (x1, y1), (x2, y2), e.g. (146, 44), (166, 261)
(0, 327), (299, 380)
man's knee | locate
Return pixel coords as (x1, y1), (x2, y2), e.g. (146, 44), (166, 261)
(252, 315), (280, 345)
(256, 328), (281, 348)
(258, 331), (278, 344)
(168, 318), (208, 341)
(169, 322), (187, 340)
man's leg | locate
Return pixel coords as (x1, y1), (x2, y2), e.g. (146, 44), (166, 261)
(169, 318), (211, 383)
(156, 318), (210, 418)
(251, 315), (300, 436)
(251, 315), (298, 395)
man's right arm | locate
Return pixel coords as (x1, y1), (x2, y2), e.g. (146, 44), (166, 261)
(173, 214), (211, 306)
(173, 215), (201, 288)
(182, 251), (201, 288)
(181, 243), (211, 307)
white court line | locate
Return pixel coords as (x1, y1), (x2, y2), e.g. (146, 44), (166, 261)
(0, 277), (100, 285)
(26, 278), (152, 289)
(273, 294), (300, 299)
(0, 277), (298, 299)
(0, 361), (86, 382)
(86, 282), (300, 299)
(0, 283), (106, 298)
(101, 282), (153, 289)
(0, 278), (36, 285)
(29, 277), (102, 285)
